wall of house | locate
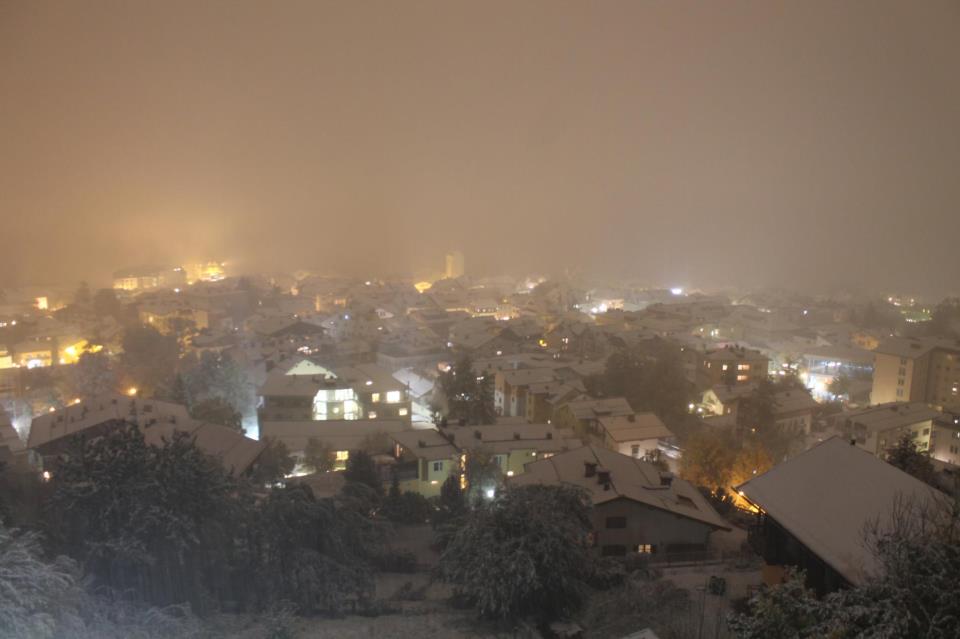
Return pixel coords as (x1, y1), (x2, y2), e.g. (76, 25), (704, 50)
(605, 436), (659, 459)
(591, 497), (715, 556)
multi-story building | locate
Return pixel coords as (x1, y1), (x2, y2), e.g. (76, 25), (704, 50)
(870, 337), (960, 411)
(697, 346), (769, 389)
(444, 251), (465, 280)
(837, 401), (941, 457)
(139, 301), (210, 334)
(258, 359), (412, 424)
(112, 266), (186, 292)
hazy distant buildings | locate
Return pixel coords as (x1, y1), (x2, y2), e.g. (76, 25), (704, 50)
(444, 251), (465, 280)
(870, 337), (960, 410)
(112, 266), (186, 291)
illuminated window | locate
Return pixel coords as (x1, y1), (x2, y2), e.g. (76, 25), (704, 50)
(371, 393), (380, 403)
(721, 364), (729, 371)
(737, 364), (750, 371)
(398, 407), (408, 416)
(368, 411), (377, 419)
(637, 544), (653, 554)
(386, 390), (401, 403)
(737, 375), (748, 381)
(335, 451), (349, 461)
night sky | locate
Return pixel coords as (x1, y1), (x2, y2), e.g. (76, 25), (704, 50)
(1, 0), (958, 294)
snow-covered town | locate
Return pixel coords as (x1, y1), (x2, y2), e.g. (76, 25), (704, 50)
(2, 2), (959, 638)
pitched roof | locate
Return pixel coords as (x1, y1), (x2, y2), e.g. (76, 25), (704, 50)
(442, 422), (579, 455)
(391, 428), (459, 461)
(737, 437), (944, 585)
(260, 419), (409, 453)
(773, 389), (819, 416)
(597, 413), (673, 443)
(512, 445), (730, 530)
(142, 420), (265, 474)
(565, 397), (634, 421)
(874, 336), (960, 360)
(27, 395), (264, 474)
(27, 395), (192, 450)
(840, 402), (941, 434)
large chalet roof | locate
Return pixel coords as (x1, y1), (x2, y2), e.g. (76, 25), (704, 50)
(512, 445), (730, 530)
(27, 395), (265, 474)
(27, 395), (192, 450)
(737, 437), (944, 586)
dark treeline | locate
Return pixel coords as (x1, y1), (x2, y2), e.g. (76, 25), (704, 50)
(36, 425), (387, 615)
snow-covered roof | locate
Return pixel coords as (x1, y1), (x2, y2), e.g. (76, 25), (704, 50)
(737, 436), (944, 586)
(840, 402), (941, 434)
(260, 419), (408, 454)
(565, 397), (634, 421)
(27, 395), (264, 474)
(513, 445), (730, 531)
(597, 413), (673, 443)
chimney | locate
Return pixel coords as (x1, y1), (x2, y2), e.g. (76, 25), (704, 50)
(659, 472), (674, 487)
(584, 461), (597, 478)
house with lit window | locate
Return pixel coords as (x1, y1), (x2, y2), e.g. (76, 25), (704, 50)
(257, 358), (412, 424)
(555, 397), (635, 434)
(390, 428), (461, 497)
(594, 413), (674, 460)
(510, 445), (730, 557)
(389, 421), (580, 497)
(697, 346), (769, 389)
(701, 384), (818, 435)
(259, 418), (409, 468)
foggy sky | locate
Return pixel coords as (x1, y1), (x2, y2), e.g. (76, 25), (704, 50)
(1, 0), (958, 295)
